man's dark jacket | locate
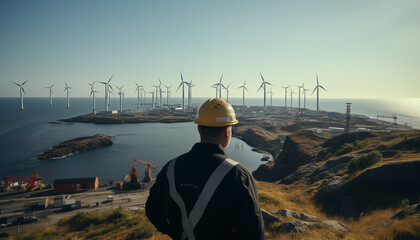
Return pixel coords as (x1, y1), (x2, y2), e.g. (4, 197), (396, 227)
(146, 143), (264, 240)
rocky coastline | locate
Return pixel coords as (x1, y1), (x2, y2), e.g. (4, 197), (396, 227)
(37, 134), (113, 160)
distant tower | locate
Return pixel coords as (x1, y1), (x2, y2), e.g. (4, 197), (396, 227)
(345, 103), (351, 133)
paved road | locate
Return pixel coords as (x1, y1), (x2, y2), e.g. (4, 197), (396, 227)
(0, 185), (151, 237)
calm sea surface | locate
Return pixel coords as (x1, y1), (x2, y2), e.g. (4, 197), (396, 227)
(0, 97), (419, 183)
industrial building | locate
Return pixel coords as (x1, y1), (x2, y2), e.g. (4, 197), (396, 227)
(53, 177), (99, 193)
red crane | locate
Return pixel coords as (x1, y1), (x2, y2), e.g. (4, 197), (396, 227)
(132, 159), (156, 183)
(4, 170), (59, 192)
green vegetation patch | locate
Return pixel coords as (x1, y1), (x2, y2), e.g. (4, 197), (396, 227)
(346, 151), (382, 173)
(58, 207), (157, 239)
(334, 139), (369, 156)
(259, 192), (280, 205)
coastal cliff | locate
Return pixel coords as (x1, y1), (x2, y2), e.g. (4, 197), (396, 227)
(37, 134), (113, 160)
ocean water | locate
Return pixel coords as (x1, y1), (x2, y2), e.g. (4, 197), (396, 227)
(0, 97), (419, 184)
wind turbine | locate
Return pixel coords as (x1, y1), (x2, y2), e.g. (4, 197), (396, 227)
(282, 85), (291, 108)
(290, 88), (296, 109)
(99, 75), (113, 111)
(158, 79), (163, 107)
(267, 87), (274, 107)
(45, 83), (55, 106)
(238, 81), (248, 106)
(149, 91), (155, 109)
(297, 82), (305, 109)
(223, 83), (231, 101)
(12, 79), (29, 111)
(303, 87), (311, 109)
(311, 74), (327, 112)
(135, 82), (143, 108)
(212, 74), (223, 98)
(186, 79), (195, 106)
(63, 82), (72, 108)
(164, 84), (172, 105)
(152, 81), (161, 108)
(116, 85), (124, 112)
(89, 81), (99, 114)
(108, 87), (114, 107)
(212, 85), (218, 98)
(257, 72), (273, 111)
(177, 71), (188, 112)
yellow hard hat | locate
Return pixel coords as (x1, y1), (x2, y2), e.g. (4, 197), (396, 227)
(194, 98), (238, 127)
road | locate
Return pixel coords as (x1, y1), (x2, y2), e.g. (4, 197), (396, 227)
(0, 185), (150, 237)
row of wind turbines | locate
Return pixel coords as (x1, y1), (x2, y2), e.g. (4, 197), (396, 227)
(211, 72), (327, 112)
(11, 72), (327, 113)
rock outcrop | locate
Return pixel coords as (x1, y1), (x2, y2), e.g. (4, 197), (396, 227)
(37, 134), (113, 160)
(277, 220), (349, 234)
(272, 209), (318, 222)
(253, 130), (325, 182)
(315, 161), (420, 218)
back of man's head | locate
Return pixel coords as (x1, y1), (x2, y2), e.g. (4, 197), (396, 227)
(194, 98), (238, 146)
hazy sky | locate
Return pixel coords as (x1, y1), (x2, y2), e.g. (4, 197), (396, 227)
(1, 0), (419, 99)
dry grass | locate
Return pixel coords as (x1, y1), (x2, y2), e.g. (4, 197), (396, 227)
(256, 181), (420, 240)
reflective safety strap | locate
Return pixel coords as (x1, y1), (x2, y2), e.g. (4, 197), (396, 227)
(167, 158), (239, 240)
(167, 158), (195, 240)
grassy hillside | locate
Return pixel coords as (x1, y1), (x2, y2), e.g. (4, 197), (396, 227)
(12, 131), (420, 240)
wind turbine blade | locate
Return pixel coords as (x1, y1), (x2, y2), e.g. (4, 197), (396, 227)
(22, 87), (26, 95)
(259, 72), (265, 82)
(12, 81), (20, 86)
(176, 82), (183, 92)
(109, 85), (114, 91)
(316, 74), (319, 85)
(108, 74), (114, 83)
(219, 73), (223, 83)
(319, 85), (327, 92)
(22, 79), (29, 85)
(266, 82), (273, 86)
(257, 83), (264, 93)
(244, 86), (248, 91)
(311, 86), (317, 95)
(180, 71), (184, 82)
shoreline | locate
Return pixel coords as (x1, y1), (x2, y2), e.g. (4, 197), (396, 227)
(59, 106), (415, 162)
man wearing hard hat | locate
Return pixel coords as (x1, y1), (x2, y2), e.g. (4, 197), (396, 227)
(146, 98), (264, 240)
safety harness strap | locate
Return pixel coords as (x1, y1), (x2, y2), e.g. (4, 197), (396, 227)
(167, 158), (239, 240)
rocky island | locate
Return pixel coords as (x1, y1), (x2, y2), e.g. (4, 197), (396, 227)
(37, 134), (113, 160)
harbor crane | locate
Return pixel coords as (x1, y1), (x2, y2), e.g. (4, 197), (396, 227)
(132, 158), (156, 183)
(377, 115), (398, 125)
(4, 170), (59, 192)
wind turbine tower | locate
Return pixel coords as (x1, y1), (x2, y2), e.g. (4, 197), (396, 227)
(64, 82), (72, 108)
(116, 85), (124, 112)
(46, 83), (55, 106)
(99, 75), (113, 111)
(238, 81), (248, 106)
(297, 82), (304, 109)
(257, 72), (273, 111)
(164, 84), (172, 105)
(282, 85), (291, 108)
(311, 74), (327, 112)
(223, 83), (231, 101)
(187, 79), (196, 106)
(149, 91), (155, 109)
(303, 88), (310, 109)
(177, 71), (188, 112)
(12, 79), (29, 111)
(89, 82), (99, 114)
(290, 88), (295, 109)
(268, 88), (274, 107)
(135, 82), (143, 109)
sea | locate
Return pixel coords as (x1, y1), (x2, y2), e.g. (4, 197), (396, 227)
(0, 97), (419, 185)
